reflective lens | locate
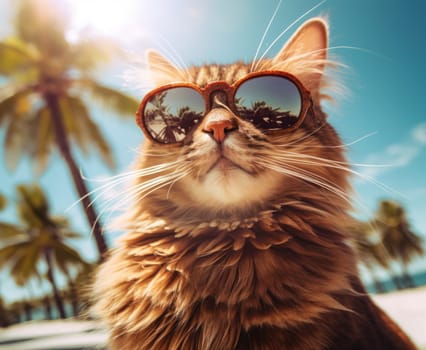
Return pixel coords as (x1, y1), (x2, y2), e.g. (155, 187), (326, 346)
(234, 75), (302, 130)
(143, 87), (205, 143)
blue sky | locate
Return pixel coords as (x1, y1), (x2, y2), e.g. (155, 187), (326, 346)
(1, 0), (426, 300)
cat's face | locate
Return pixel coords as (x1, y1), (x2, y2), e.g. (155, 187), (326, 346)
(179, 90), (284, 209)
(131, 18), (349, 222)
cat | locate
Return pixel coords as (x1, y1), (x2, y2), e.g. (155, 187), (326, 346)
(92, 18), (417, 350)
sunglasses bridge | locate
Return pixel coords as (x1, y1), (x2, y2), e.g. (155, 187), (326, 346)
(195, 84), (240, 143)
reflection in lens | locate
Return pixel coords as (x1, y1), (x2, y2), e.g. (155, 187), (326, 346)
(143, 87), (205, 143)
(235, 76), (302, 130)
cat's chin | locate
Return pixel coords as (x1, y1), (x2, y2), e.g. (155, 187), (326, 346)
(180, 164), (281, 210)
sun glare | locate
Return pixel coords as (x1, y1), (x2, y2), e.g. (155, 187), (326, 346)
(66, 0), (138, 38)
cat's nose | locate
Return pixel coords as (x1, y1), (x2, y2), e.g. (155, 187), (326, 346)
(202, 108), (237, 143)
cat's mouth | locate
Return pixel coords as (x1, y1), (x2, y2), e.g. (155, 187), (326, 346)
(207, 155), (254, 175)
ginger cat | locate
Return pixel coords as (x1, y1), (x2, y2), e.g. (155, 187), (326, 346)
(93, 18), (417, 350)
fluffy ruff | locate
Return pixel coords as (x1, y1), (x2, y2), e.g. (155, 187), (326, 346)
(92, 197), (416, 349)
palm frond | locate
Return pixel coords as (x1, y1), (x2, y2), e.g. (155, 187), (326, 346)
(0, 85), (34, 126)
(76, 78), (139, 117)
(0, 39), (37, 76)
(61, 230), (84, 239)
(10, 241), (40, 286)
(51, 216), (84, 239)
(15, 0), (69, 57)
(68, 38), (116, 72)
(0, 223), (25, 242)
(78, 107), (116, 169)
(3, 116), (31, 171)
(58, 96), (89, 155)
(61, 95), (115, 169)
(31, 106), (55, 174)
(52, 241), (88, 275)
(0, 193), (7, 211)
(16, 184), (51, 228)
(0, 241), (30, 267)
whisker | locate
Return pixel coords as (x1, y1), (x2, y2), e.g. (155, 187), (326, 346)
(260, 157), (353, 204)
(261, 148), (405, 213)
(265, 45), (370, 70)
(81, 175), (161, 236)
(276, 132), (378, 150)
(259, 160), (376, 219)
(140, 171), (190, 199)
(270, 122), (328, 148)
(148, 61), (185, 81)
(150, 47), (181, 71)
(269, 151), (399, 195)
(100, 178), (170, 227)
(265, 57), (345, 77)
(250, 0), (282, 73)
(127, 146), (184, 158)
(164, 165), (193, 199)
(156, 34), (191, 80)
(111, 171), (190, 215)
(260, 156), (346, 191)
(66, 160), (185, 213)
(98, 165), (188, 209)
(65, 174), (134, 213)
(273, 150), (393, 172)
(91, 167), (191, 236)
(259, 156), (376, 218)
(253, 0), (327, 71)
(327, 45), (391, 62)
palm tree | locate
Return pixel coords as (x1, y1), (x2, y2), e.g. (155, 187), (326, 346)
(352, 199), (425, 292)
(0, 193), (7, 211)
(71, 262), (97, 317)
(41, 295), (53, 320)
(0, 184), (89, 319)
(7, 301), (23, 324)
(0, 295), (12, 327)
(178, 106), (203, 135)
(351, 221), (392, 293)
(0, 0), (139, 259)
(373, 200), (424, 288)
(145, 91), (183, 143)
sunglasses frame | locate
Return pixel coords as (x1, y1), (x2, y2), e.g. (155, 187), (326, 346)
(136, 70), (313, 145)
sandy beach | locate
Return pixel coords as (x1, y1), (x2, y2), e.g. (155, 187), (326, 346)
(1, 287), (425, 350)
(372, 286), (426, 349)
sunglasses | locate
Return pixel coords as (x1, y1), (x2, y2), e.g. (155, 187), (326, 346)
(136, 71), (312, 144)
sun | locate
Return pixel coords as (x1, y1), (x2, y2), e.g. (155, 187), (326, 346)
(66, 0), (139, 38)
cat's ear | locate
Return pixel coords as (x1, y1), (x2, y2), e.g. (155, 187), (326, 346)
(273, 18), (328, 93)
(146, 49), (184, 86)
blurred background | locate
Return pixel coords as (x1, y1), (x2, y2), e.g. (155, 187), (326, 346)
(0, 0), (425, 348)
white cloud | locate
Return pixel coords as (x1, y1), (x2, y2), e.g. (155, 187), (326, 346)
(356, 122), (426, 179)
(412, 122), (426, 144)
(359, 144), (419, 178)
(384, 144), (420, 166)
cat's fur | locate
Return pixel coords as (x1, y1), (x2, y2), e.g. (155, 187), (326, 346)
(93, 18), (417, 349)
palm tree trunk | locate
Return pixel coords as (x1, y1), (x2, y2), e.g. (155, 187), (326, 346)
(43, 92), (108, 260)
(23, 301), (32, 321)
(401, 264), (416, 288)
(63, 269), (80, 317)
(69, 282), (80, 317)
(43, 247), (67, 319)
(43, 296), (53, 319)
(369, 270), (387, 294)
(390, 273), (405, 290)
